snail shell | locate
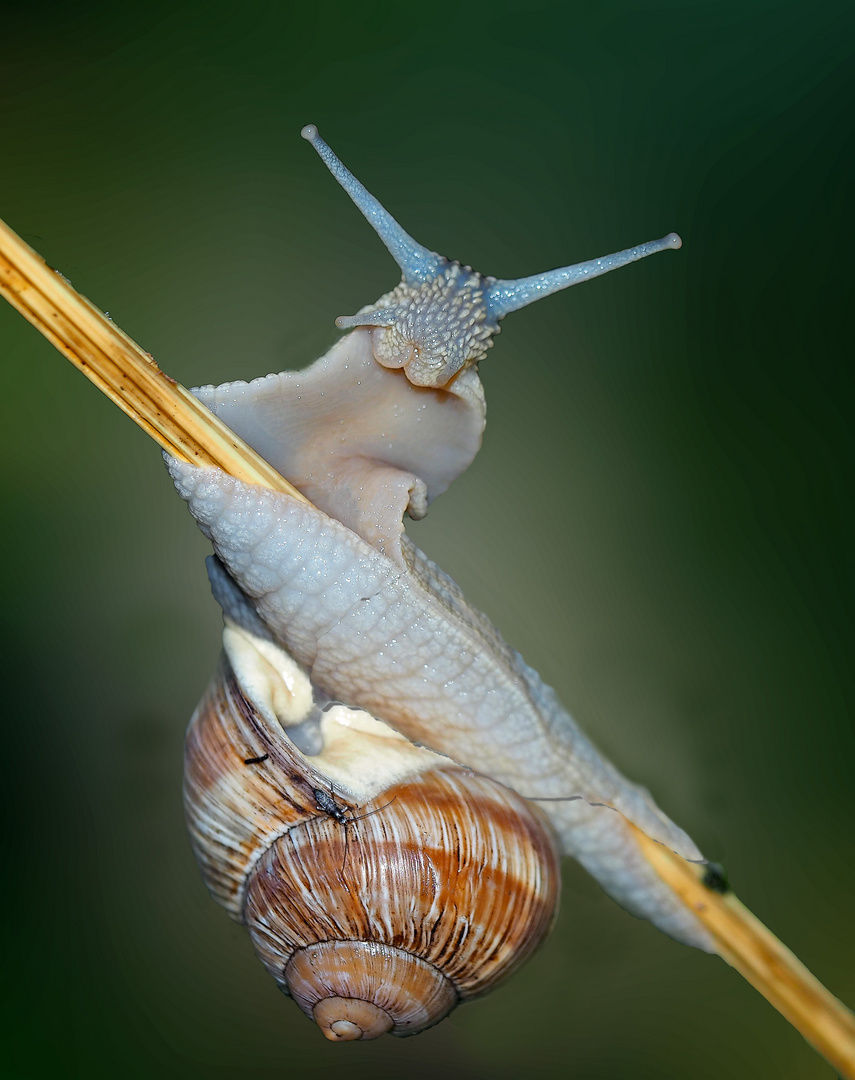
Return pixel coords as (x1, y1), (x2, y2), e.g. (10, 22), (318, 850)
(187, 619), (560, 1039)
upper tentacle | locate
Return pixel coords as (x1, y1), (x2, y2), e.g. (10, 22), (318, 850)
(301, 124), (444, 285)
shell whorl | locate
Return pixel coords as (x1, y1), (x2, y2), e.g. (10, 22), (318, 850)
(244, 767), (560, 1031)
(184, 653), (320, 918)
(285, 943), (455, 1040)
(186, 628), (561, 1037)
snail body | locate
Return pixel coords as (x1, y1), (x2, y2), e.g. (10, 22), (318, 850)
(172, 126), (712, 1038)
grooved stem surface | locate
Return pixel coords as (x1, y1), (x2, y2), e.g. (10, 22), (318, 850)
(0, 216), (307, 501)
(630, 824), (855, 1079)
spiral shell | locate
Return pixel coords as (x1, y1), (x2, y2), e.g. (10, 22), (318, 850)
(185, 620), (561, 1039)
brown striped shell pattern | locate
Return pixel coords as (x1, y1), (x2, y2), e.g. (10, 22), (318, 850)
(186, 620), (561, 1041)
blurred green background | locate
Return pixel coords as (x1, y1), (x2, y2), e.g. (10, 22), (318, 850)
(1, 2), (852, 1077)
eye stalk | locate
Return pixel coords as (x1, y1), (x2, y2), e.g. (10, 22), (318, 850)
(301, 124), (681, 389)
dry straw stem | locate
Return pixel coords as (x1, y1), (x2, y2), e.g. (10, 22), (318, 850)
(1, 214), (853, 1076)
(0, 218), (307, 501)
(630, 828), (855, 1077)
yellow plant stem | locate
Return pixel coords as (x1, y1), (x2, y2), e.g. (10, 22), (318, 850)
(631, 825), (855, 1078)
(0, 218), (306, 501)
(1, 213), (853, 1076)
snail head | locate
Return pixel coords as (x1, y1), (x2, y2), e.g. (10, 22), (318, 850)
(302, 123), (681, 389)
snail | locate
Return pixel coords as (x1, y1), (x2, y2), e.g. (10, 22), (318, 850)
(169, 126), (712, 1040)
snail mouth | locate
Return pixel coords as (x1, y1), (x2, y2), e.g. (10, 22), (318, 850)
(313, 996), (394, 1041)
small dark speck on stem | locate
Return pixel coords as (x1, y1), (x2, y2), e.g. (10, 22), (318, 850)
(702, 862), (731, 894)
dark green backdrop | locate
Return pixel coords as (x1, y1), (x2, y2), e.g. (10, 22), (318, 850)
(1, 3), (852, 1078)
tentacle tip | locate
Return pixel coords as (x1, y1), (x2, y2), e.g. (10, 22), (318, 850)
(301, 124), (319, 143)
(665, 231), (682, 250)
(335, 314), (356, 329)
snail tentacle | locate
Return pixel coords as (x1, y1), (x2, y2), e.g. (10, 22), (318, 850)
(301, 125), (681, 386)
